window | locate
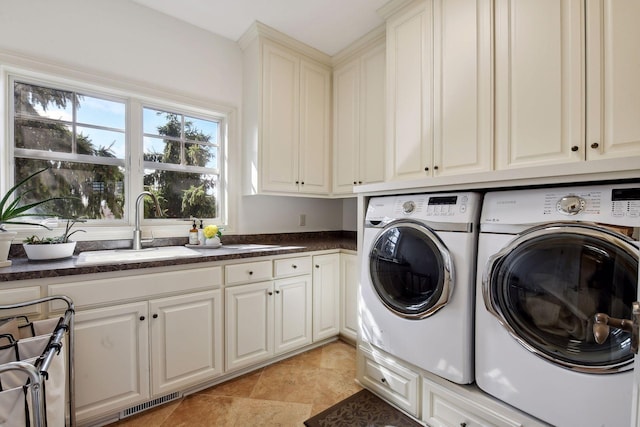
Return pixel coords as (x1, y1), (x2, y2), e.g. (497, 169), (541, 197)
(9, 76), (226, 227)
(142, 107), (220, 219)
(13, 81), (126, 220)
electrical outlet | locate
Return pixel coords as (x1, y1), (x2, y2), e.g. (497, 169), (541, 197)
(299, 214), (306, 226)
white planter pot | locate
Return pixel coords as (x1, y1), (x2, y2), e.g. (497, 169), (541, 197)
(0, 231), (17, 268)
(205, 236), (221, 247)
(23, 241), (76, 261)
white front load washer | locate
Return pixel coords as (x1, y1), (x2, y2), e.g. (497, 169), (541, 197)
(476, 183), (639, 427)
(361, 192), (481, 384)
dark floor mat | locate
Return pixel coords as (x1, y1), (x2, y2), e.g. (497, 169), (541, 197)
(304, 389), (423, 427)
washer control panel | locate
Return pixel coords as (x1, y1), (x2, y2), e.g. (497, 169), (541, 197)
(482, 183), (640, 227)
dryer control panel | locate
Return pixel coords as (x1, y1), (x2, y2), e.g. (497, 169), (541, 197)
(365, 192), (481, 226)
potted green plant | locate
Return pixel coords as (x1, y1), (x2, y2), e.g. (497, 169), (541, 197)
(22, 218), (86, 261)
(0, 168), (67, 267)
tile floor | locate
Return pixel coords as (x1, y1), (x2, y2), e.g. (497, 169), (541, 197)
(109, 339), (361, 427)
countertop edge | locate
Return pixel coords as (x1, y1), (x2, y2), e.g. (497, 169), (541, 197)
(1, 239), (357, 282)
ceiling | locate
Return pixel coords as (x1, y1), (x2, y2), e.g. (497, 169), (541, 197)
(130, 0), (389, 56)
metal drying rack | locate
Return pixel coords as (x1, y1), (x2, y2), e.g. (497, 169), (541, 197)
(0, 296), (75, 427)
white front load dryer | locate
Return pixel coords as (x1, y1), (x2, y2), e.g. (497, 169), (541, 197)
(475, 183), (639, 427)
(360, 192), (481, 384)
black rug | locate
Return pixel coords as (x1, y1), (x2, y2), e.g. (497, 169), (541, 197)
(304, 389), (423, 427)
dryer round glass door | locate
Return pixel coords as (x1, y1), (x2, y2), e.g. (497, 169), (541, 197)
(369, 220), (452, 319)
(484, 223), (638, 373)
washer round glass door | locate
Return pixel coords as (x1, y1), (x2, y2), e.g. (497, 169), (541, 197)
(484, 223), (638, 373)
(369, 220), (452, 319)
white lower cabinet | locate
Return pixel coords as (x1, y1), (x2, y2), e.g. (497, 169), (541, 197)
(74, 302), (150, 422)
(312, 253), (340, 341)
(225, 280), (274, 371)
(339, 253), (358, 341)
(421, 375), (550, 427)
(74, 289), (223, 422)
(149, 290), (223, 396)
(48, 266), (223, 424)
(225, 257), (312, 372)
(357, 345), (420, 417)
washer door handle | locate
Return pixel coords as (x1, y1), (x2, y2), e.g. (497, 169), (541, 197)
(593, 302), (640, 354)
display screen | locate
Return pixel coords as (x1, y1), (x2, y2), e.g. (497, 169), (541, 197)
(612, 188), (640, 201)
(428, 196), (457, 205)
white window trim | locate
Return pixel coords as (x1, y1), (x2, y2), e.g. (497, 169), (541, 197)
(1, 55), (237, 243)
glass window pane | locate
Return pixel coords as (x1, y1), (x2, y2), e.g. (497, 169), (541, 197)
(143, 170), (218, 219)
(76, 126), (125, 159)
(144, 136), (181, 164)
(185, 116), (218, 143)
(14, 82), (73, 121)
(14, 158), (125, 220)
(76, 95), (125, 129)
(15, 119), (72, 152)
(185, 143), (217, 168)
(143, 107), (178, 136)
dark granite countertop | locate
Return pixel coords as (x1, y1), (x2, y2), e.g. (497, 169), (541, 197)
(1, 231), (357, 282)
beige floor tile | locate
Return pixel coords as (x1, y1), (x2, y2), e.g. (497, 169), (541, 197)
(106, 339), (356, 426)
(198, 368), (264, 398)
(232, 397), (311, 426)
(160, 395), (238, 426)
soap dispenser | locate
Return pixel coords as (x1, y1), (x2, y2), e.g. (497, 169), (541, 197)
(198, 220), (205, 245)
(189, 220), (199, 245)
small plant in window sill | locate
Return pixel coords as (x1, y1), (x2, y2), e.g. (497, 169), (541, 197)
(24, 218), (87, 244)
(23, 218), (87, 261)
(0, 167), (70, 266)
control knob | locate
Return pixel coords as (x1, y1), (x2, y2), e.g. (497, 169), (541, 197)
(402, 201), (416, 214)
(556, 195), (586, 215)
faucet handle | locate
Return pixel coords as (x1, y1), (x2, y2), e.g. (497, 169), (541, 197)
(141, 229), (154, 245)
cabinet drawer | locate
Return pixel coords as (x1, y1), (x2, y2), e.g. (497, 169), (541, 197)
(49, 267), (222, 310)
(357, 346), (419, 416)
(0, 286), (42, 317)
(274, 256), (311, 277)
(422, 377), (533, 427)
(225, 261), (272, 285)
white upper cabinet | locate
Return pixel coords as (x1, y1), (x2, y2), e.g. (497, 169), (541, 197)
(241, 24), (331, 196)
(383, 0), (492, 182)
(497, 0), (640, 169)
(495, 0), (584, 169)
(586, 0), (640, 160)
(333, 31), (386, 195)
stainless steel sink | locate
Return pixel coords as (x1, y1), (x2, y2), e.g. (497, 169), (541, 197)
(76, 246), (203, 266)
(221, 244), (280, 250)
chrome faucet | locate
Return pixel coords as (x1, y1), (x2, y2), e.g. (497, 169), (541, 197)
(132, 191), (163, 250)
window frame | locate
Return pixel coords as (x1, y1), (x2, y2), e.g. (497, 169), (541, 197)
(3, 66), (230, 242)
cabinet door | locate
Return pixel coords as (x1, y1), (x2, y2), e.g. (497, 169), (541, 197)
(495, 0), (583, 169)
(150, 290), (223, 396)
(225, 281), (273, 371)
(340, 253), (359, 341)
(386, 0), (433, 181)
(359, 43), (386, 186)
(432, 0), (492, 176)
(333, 59), (361, 194)
(312, 253), (341, 341)
(274, 275), (312, 354)
(261, 41), (300, 193)
(74, 302), (149, 422)
(299, 59), (331, 194)
(586, 0), (640, 160)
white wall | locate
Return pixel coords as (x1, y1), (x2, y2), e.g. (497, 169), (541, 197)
(0, 0), (355, 234)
